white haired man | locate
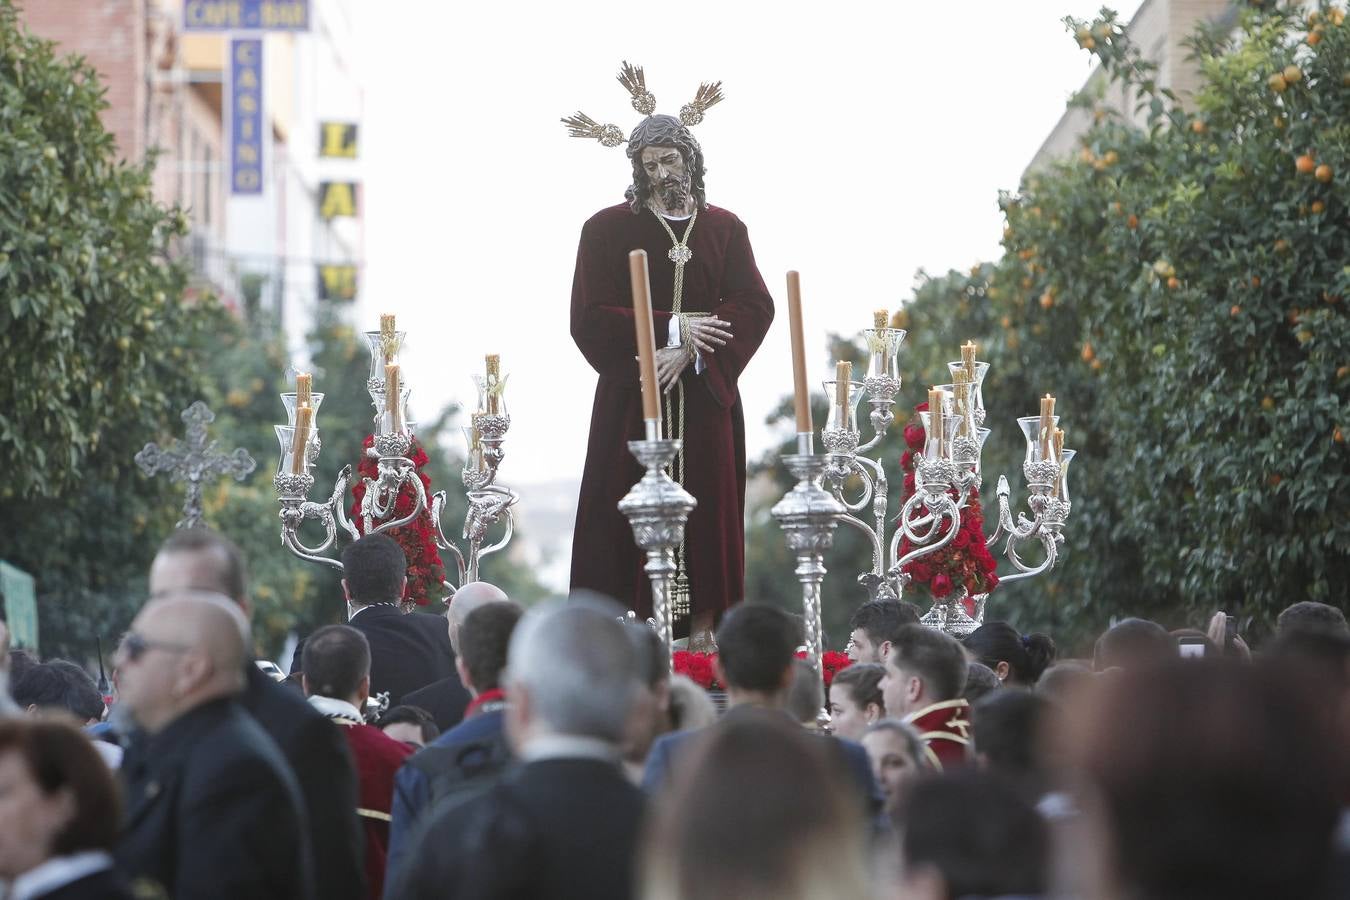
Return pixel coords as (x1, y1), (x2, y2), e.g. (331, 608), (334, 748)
(388, 600), (645, 900)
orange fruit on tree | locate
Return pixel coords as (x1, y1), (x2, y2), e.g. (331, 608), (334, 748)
(1338, 365), (1350, 380)
(1274, 238), (1290, 254)
(1251, 275), (1262, 288)
(1296, 154), (1316, 174)
(1040, 291), (1055, 309)
(1081, 342), (1095, 362)
(1269, 73), (1288, 92)
(1090, 358), (1103, 372)
(1274, 116), (1287, 129)
(1111, 201), (1123, 215)
(1308, 31), (1322, 45)
(1335, 427), (1345, 444)
(1191, 120), (1207, 134)
(1127, 214), (1139, 229)
(1230, 304), (1242, 317)
(1103, 150), (1119, 165)
(1311, 200), (1325, 214)
(1283, 64), (1303, 83)
(1262, 396), (1276, 411)
(1269, 474), (1282, 487)
(1167, 276), (1181, 290)
(1315, 164), (1333, 183)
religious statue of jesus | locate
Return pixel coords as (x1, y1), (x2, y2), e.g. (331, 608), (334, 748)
(564, 65), (774, 648)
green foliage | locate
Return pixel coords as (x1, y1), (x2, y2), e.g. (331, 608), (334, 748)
(748, 3), (1350, 654)
(0, 2), (216, 500)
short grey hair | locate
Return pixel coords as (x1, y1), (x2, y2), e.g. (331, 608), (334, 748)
(505, 599), (638, 743)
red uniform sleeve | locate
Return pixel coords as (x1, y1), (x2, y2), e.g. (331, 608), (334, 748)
(570, 216), (673, 380)
(701, 217), (775, 409)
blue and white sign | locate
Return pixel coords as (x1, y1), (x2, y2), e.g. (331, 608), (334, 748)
(183, 0), (309, 31)
(229, 38), (264, 195)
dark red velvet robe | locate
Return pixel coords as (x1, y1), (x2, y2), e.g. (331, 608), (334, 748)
(569, 203), (774, 624)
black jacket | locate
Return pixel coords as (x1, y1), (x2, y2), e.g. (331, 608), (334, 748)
(21, 865), (134, 900)
(293, 605), (459, 706)
(399, 674), (471, 732)
(391, 755), (646, 900)
(241, 663), (365, 900)
(116, 698), (314, 900)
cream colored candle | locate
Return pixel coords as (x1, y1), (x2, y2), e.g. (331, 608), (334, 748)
(873, 309), (889, 330)
(1039, 394), (1056, 459)
(295, 372), (312, 409)
(835, 360), (852, 415)
(292, 404), (312, 474)
(485, 354), (501, 415)
(386, 364), (401, 432)
(629, 251), (661, 423)
(786, 272), (812, 435)
(928, 388), (945, 449)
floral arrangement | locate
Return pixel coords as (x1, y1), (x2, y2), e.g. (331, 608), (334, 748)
(674, 648), (854, 692)
(897, 402), (999, 612)
(800, 649), (854, 688)
(673, 650), (723, 691)
(349, 434), (447, 607)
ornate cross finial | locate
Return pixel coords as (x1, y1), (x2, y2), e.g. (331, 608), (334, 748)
(135, 401), (256, 529)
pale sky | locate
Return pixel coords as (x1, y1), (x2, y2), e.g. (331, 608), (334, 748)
(352, 0), (1140, 507)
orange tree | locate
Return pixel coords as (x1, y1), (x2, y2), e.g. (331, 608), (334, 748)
(746, 3), (1349, 651)
(981, 2), (1347, 644)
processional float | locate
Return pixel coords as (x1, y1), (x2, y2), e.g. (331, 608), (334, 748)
(615, 263), (1077, 671)
(774, 273), (1075, 666)
(270, 315), (518, 602)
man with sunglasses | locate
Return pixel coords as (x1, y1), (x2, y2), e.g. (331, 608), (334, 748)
(114, 591), (314, 899)
(147, 528), (364, 900)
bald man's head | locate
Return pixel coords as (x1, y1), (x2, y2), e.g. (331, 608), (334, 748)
(448, 582), (509, 654)
(114, 592), (251, 734)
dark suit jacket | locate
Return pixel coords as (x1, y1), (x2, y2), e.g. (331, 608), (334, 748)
(116, 698), (314, 900)
(291, 605), (459, 707)
(391, 755), (645, 900)
(241, 664), (365, 900)
(399, 675), (471, 732)
(25, 865), (134, 900)
(642, 706), (885, 819)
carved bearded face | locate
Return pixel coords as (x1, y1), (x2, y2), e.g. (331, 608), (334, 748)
(639, 145), (691, 213)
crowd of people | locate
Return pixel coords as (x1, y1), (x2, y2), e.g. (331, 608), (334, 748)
(1, 527), (1347, 900)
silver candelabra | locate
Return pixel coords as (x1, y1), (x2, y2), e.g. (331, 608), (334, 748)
(804, 328), (1075, 636)
(771, 435), (847, 669)
(618, 419), (697, 666)
(272, 327), (519, 602)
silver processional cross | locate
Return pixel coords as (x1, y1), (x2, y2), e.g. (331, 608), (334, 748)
(135, 401), (257, 529)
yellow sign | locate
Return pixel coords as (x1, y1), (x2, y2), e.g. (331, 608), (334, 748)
(318, 181), (358, 219)
(319, 122), (358, 159)
(317, 264), (358, 301)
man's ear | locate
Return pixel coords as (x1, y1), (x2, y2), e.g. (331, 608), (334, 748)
(995, 660), (1011, 682)
(907, 674), (924, 706)
(340, 579), (352, 603)
(175, 651), (213, 698)
(455, 655), (472, 693)
(879, 640), (893, 662)
(355, 674), (370, 708)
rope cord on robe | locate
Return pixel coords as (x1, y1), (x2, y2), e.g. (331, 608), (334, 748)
(653, 206), (698, 621)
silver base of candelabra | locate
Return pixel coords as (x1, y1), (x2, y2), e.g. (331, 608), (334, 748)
(619, 435), (697, 669)
(771, 452), (845, 669)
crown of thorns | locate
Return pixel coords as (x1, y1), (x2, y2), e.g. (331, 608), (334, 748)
(561, 62), (724, 149)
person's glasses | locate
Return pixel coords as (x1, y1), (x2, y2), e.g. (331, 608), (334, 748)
(119, 632), (190, 663)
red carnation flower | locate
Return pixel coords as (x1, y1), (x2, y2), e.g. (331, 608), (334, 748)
(952, 530), (971, 549)
(931, 572), (954, 598)
(903, 423), (925, 450)
(900, 450), (915, 469)
(915, 401), (929, 413)
(909, 562), (933, 583)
